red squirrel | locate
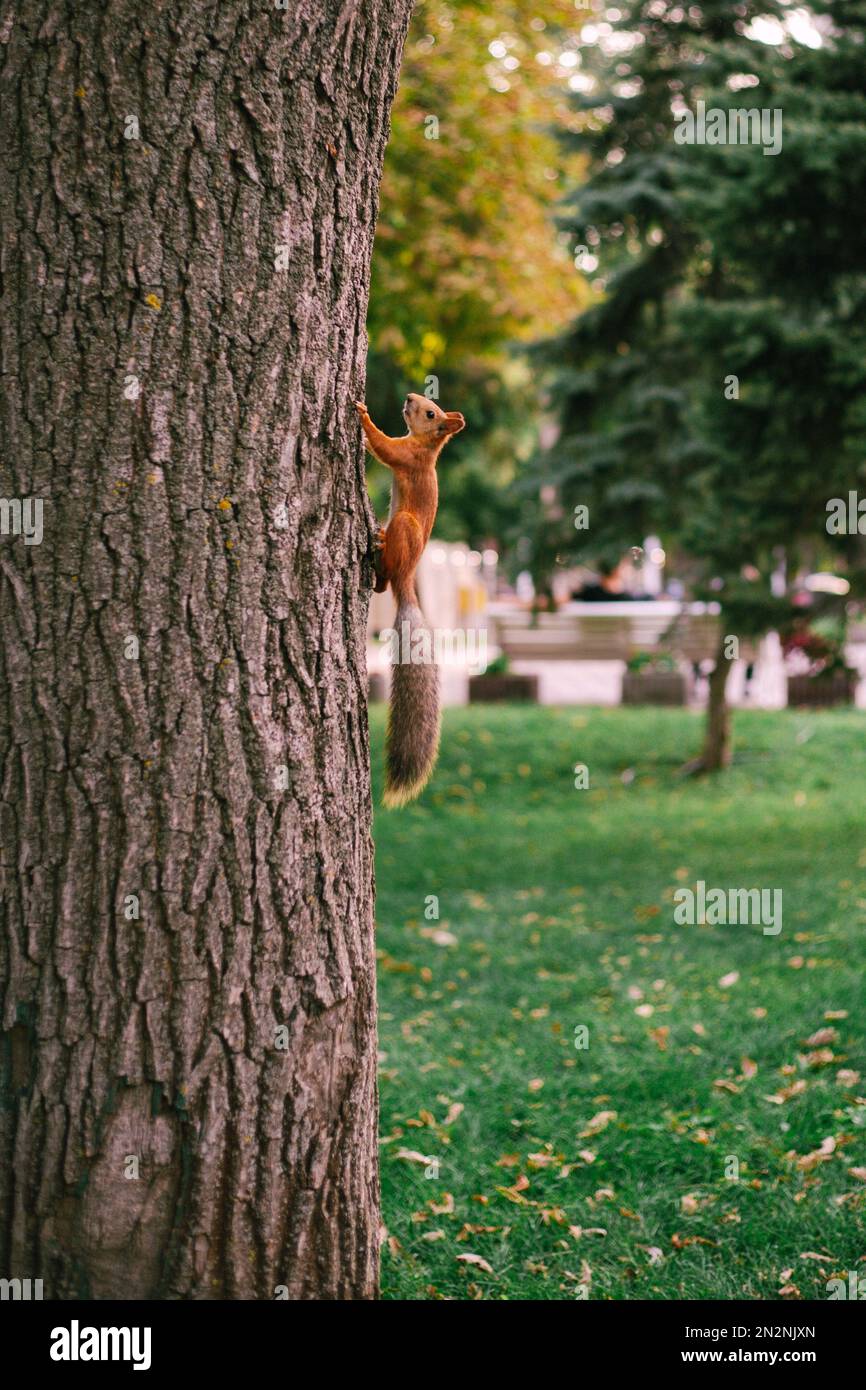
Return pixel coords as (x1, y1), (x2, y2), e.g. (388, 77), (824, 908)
(356, 392), (465, 806)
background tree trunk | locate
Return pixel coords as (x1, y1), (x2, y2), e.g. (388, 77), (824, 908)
(0, 0), (412, 1300)
(700, 637), (732, 772)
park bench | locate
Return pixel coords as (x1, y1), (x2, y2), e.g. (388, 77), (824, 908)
(489, 601), (723, 663)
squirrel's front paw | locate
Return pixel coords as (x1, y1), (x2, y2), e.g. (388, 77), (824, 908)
(355, 401), (368, 417)
(373, 526), (386, 551)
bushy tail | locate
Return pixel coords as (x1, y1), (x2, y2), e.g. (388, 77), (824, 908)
(383, 600), (441, 808)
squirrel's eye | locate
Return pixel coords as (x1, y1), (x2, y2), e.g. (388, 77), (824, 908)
(426, 410), (435, 419)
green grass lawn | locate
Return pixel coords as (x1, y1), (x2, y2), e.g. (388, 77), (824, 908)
(371, 704), (866, 1300)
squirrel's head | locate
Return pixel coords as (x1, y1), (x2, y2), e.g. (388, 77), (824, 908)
(403, 393), (465, 443)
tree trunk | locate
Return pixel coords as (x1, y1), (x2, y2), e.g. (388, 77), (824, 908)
(700, 637), (732, 772)
(0, 0), (412, 1300)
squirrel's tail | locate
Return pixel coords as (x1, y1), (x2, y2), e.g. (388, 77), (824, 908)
(383, 599), (441, 808)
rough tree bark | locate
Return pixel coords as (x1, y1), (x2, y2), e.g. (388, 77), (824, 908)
(0, 0), (412, 1299)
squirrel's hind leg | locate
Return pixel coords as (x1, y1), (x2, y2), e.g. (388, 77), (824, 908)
(381, 511), (424, 606)
(372, 525), (389, 592)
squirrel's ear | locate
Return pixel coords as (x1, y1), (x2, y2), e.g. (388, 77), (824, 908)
(443, 412), (465, 434)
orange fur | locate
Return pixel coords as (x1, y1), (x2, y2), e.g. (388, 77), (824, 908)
(357, 393), (465, 807)
(355, 393), (465, 605)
